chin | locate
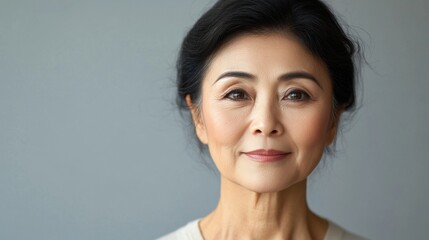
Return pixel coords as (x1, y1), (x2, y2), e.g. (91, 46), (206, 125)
(238, 175), (302, 194)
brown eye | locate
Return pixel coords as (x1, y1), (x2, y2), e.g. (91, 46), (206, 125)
(284, 90), (310, 101)
(225, 89), (250, 101)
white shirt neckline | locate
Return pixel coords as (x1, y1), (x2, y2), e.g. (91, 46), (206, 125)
(158, 218), (365, 240)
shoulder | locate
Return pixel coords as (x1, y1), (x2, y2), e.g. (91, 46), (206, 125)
(325, 220), (368, 240)
(156, 219), (203, 240)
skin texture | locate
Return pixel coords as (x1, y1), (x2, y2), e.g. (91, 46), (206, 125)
(186, 32), (342, 240)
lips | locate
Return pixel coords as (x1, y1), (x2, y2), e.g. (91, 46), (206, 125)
(243, 149), (289, 162)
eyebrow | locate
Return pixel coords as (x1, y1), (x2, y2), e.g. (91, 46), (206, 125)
(213, 70), (322, 89)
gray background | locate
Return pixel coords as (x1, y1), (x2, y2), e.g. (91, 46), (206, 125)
(1, 0), (428, 239)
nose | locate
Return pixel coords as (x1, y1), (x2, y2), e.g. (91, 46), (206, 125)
(250, 98), (284, 137)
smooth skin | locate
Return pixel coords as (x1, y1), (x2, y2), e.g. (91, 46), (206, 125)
(186, 32), (343, 240)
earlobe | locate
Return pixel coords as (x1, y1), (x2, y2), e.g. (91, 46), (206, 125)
(326, 125), (338, 146)
(326, 108), (344, 146)
(185, 95), (208, 144)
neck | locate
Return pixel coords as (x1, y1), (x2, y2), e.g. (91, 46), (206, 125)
(199, 177), (327, 240)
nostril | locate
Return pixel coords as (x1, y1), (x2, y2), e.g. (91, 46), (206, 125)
(254, 129), (279, 136)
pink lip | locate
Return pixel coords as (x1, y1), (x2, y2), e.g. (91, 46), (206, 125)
(244, 149), (290, 162)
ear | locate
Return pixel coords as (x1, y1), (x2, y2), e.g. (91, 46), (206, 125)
(326, 107), (345, 146)
(185, 95), (208, 144)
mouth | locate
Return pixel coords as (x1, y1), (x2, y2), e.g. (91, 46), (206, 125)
(243, 149), (290, 163)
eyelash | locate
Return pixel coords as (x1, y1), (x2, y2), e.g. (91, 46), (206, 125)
(223, 89), (250, 101)
(282, 89), (311, 101)
(223, 88), (311, 102)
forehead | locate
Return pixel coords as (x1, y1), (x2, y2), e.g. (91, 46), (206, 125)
(204, 33), (331, 86)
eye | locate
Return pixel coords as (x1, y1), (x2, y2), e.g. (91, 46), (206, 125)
(283, 89), (310, 101)
(224, 89), (250, 101)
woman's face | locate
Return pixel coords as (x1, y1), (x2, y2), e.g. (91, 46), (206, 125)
(187, 33), (339, 193)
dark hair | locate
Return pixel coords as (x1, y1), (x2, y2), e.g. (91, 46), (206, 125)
(176, 0), (361, 156)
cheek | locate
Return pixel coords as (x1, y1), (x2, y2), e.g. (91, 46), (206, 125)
(287, 106), (332, 153)
(201, 101), (250, 174)
(202, 102), (247, 147)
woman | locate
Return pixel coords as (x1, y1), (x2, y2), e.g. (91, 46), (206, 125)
(160, 0), (365, 239)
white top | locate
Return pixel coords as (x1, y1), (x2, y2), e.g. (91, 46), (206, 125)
(158, 219), (366, 240)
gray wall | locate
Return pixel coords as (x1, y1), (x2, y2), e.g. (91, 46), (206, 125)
(1, 0), (428, 239)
